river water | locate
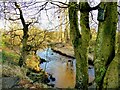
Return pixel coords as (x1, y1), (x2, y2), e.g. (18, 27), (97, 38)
(37, 48), (95, 88)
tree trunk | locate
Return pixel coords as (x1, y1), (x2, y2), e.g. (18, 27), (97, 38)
(118, 1), (120, 87)
(59, 11), (63, 42)
(94, 2), (117, 89)
(19, 27), (29, 67)
(118, 24), (120, 89)
(15, 2), (29, 67)
(68, 1), (90, 89)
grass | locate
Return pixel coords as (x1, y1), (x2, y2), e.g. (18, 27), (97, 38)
(1, 49), (19, 65)
(1, 46), (25, 78)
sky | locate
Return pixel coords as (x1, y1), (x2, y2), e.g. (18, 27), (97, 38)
(0, 1), (61, 30)
(0, 0), (119, 31)
(0, 0), (99, 30)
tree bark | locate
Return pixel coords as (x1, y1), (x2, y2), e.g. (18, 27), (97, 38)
(68, 1), (90, 89)
(59, 11), (63, 42)
(118, 1), (120, 88)
(94, 2), (117, 89)
(118, 23), (120, 89)
(19, 27), (29, 67)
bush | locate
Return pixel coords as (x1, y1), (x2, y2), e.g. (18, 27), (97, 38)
(1, 50), (19, 64)
(25, 54), (40, 72)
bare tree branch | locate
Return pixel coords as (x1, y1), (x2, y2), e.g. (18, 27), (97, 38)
(52, 1), (68, 6)
(15, 2), (26, 27)
(8, 17), (20, 21)
(117, 5), (120, 8)
(89, 3), (101, 11)
(90, 11), (98, 25)
(50, 2), (68, 8)
(118, 12), (120, 15)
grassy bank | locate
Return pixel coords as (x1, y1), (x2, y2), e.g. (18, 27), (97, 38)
(1, 46), (50, 89)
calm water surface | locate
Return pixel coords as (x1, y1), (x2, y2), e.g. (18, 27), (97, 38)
(37, 48), (94, 88)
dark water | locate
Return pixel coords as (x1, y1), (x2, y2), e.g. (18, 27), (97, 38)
(37, 48), (95, 88)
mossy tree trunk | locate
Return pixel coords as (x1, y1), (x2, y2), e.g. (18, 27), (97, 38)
(118, 4), (120, 88)
(94, 2), (117, 89)
(68, 1), (90, 89)
(117, 7), (120, 88)
(15, 2), (29, 67)
(19, 27), (29, 67)
(118, 26), (120, 89)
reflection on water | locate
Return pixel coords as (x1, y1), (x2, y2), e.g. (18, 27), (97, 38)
(37, 48), (71, 62)
(37, 48), (95, 88)
(40, 60), (76, 88)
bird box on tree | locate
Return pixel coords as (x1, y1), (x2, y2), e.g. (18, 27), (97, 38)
(97, 7), (105, 21)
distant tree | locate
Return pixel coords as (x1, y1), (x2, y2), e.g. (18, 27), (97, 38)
(27, 27), (48, 54)
(64, 8), (70, 43)
(2, 27), (22, 54)
(2, 25), (49, 58)
(2, 1), (49, 67)
(58, 9), (63, 42)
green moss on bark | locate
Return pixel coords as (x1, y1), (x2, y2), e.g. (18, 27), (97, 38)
(68, 2), (90, 89)
(19, 27), (29, 67)
(94, 2), (117, 89)
(103, 54), (118, 88)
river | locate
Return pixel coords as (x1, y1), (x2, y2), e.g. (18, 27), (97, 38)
(37, 48), (95, 88)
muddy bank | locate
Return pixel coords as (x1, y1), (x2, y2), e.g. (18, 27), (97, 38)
(51, 48), (75, 59)
(51, 48), (94, 66)
(51, 43), (94, 65)
(51, 43), (74, 58)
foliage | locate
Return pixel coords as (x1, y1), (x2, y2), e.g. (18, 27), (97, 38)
(27, 27), (47, 51)
(2, 26), (59, 55)
(90, 28), (97, 40)
(2, 30), (22, 54)
(25, 54), (40, 72)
